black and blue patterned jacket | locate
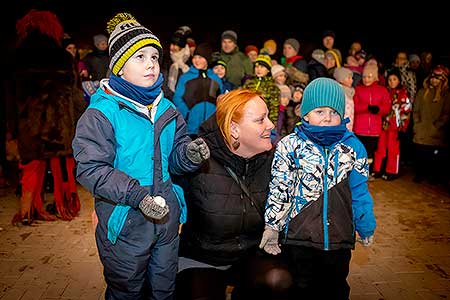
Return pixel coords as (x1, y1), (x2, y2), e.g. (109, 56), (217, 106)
(265, 125), (376, 251)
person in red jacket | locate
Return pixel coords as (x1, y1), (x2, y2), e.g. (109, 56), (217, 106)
(353, 63), (391, 174)
(372, 69), (411, 180)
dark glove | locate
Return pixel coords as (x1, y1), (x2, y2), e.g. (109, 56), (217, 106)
(139, 195), (169, 219)
(368, 105), (380, 114)
(187, 138), (210, 164)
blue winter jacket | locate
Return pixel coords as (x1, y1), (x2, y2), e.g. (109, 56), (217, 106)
(72, 83), (200, 243)
(172, 66), (224, 135)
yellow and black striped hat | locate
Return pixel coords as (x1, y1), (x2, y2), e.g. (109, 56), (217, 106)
(106, 13), (162, 76)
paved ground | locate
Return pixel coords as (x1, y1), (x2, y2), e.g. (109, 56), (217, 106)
(0, 167), (449, 300)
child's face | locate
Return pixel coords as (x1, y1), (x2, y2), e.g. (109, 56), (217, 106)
(274, 73), (287, 85)
(120, 46), (160, 88)
(388, 75), (400, 89)
(96, 41), (108, 51)
(247, 50), (258, 63)
(341, 75), (353, 88)
(255, 65), (269, 77)
(192, 55), (208, 70)
(304, 106), (341, 126)
(213, 65), (226, 79)
(292, 90), (303, 103)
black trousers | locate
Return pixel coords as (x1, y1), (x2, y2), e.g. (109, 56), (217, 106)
(282, 245), (352, 300)
(175, 250), (292, 300)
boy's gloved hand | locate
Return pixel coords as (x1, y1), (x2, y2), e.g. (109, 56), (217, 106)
(357, 235), (374, 247)
(368, 105), (380, 114)
(187, 138), (210, 164)
(139, 195), (169, 220)
(259, 227), (281, 255)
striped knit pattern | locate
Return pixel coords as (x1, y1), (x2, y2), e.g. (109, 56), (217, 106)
(107, 13), (162, 75)
(300, 77), (345, 118)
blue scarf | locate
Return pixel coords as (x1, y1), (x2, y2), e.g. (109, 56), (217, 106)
(108, 73), (164, 106)
(298, 118), (349, 147)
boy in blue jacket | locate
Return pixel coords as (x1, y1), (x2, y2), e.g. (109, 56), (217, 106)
(72, 13), (209, 300)
(259, 77), (376, 299)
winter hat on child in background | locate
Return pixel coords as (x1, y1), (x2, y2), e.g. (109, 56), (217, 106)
(284, 38), (300, 53)
(193, 42), (213, 66)
(263, 39), (277, 55)
(431, 64), (450, 80)
(291, 82), (306, 94)
(255, 54), (272, 70)
(362, 64), (379, 81)
(106, 12), (162, 76)
(300, 77), (345, 118)
(271, 64), (286, 79)
(278, 85), (292, 99)
(93, 34), (108, 48)
(408, 54), (420, 63)
(333, 67), (353, 83)
(322, 30), (336, 39)
(211, 51), (227, 69)
(221, 30), (238, 43)
(170, 25), (192, 48)
(170, 31), (187, 48)
(245, 45), (259, 56)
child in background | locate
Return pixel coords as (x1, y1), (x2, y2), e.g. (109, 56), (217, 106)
(243, 54), (282, 142)
(271, 64), (291, 136)
(259, 77), (376, 299)
(373, 69), (411, 180)
(333, 67), (355, 131)
(211, 51), (236, 93)
(284, 83), (305, 134)
(245, 45), (259, 63)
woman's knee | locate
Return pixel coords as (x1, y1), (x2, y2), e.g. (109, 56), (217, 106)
(263, 267), (293, 291)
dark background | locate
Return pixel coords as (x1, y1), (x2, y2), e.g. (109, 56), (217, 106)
(7, 1), (450, 66)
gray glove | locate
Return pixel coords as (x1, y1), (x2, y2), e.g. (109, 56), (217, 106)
(186, 138), (210, 164)
(138, 195), (169, 220)
(357, 235), (374, 247)
(259, 226), (281, 255)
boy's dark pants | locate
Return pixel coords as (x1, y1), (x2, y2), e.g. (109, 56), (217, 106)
(283, 245), (352, 300)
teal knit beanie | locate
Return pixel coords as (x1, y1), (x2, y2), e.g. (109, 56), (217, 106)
(300, 77), (345, 118)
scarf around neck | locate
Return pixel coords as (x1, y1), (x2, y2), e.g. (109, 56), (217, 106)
(108, 73), (164, 106)
(298, 118), (349, 147)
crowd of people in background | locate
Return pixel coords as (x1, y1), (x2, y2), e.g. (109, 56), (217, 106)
(0, 8), (449, 300)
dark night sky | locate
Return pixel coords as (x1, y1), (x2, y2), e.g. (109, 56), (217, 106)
(8, 1), (449, 66)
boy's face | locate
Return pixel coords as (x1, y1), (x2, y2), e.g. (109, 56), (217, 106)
(120, 46), (160, 88)
(304, 106), (341, 126)
(213, 65), (226, 79)
(255, 64), (269, 77)
(96, 40), (108, 51)
(192, 55), (208, 71)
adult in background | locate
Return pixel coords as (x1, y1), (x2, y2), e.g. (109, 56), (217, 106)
(176, 89), (292, 300)
(220, 30), (253, 87)
(8, 9), (86, 225)
(84, 33), (109, 81)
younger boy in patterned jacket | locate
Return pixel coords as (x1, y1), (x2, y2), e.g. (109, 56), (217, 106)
(259, 77), (376, 299)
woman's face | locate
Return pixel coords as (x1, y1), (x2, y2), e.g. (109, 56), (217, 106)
(234, 96), (274, 157)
